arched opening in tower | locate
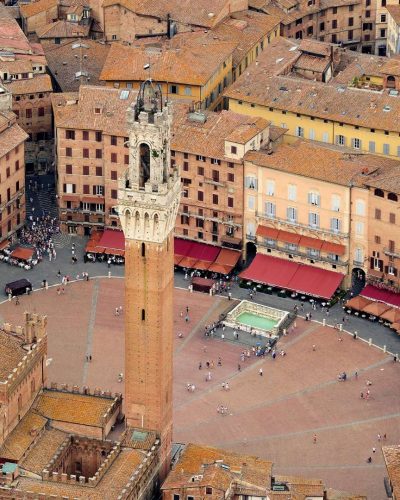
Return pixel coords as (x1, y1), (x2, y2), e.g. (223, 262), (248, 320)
(139, 143), (150, 188)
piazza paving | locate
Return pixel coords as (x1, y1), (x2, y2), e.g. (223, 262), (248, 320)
(0, 277), (398, 499)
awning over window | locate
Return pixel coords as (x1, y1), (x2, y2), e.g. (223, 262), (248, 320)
(85, 230), (103, 253)
(82, 196), (105, 204)
(208, 248), (241, 275)
(256, 225), (279, 239)
(96, 229), (125, 256)
(321, 241), (346, 256)
(239, 253), (344, 299)
(299, 235), (323, 250)
(360, 285), (400, 308)
(278, 230), (301, 245)
(11, 246), (35, 261)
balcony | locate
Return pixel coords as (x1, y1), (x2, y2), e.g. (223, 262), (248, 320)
(384, 248), (400, 259)
(257, 239), (348, 266)
(204, 177), (225, 188)
(177, 210), (242, 228)
(256, 212), (348, 239)
(353, 259), (365, 267)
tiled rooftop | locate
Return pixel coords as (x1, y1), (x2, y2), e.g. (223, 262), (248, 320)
(0, 59), (33, 74)
(100, 32), (236, 85)
(386, 4), (400, 24)
(162, 443), (273, 491)
(0, 411), (47, 462)
(171, 103), (269, 159)
(382, 446), (400, 500)
(20, 427), (68, 474)
(225, 71), (400, 132)
(4, 73), (53, 94)
(51, 85), (136, 135)
(20, 0), (58, 18)
(0, 17), (32, 53)
(33, 389), (116, 427)
(43, 39), (110, 92)
(36, 19), (90, 39)
(0, 329), (27, 381)
(244, 139), (400, 186)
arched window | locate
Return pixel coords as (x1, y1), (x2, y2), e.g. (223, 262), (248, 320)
(139, 143), (150, 188)
(374, 188), (384, 198)
(387, 75), (396, 88)
(388, 192), (398, 202)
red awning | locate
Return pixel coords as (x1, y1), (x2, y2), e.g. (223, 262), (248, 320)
(209, 248), (241, 274)
(11, 246), (35, 261)
(299, 235), (323, 250)
(82, 196), (105, 203)
(174, 238), (221, 269)
(240, 254), (299, 288)
(174, 238), (193, 257)
(256, 225), (279, 239)
(96, 229), (125, 256)
(62, 195), (79, 202)
(240, 253), (344, 299)
(85, 230), (104, 253)
(194, 260), (212, 271)
(278, 230), (301, 245)
(360, 285), (400, 309)
(0, 239), (10, 251)
(188, 241), (220, 262)
(321, 241), (346, 256)
(288, 265), (344, 300)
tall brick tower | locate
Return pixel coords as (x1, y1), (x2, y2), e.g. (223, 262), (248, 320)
(117, 81), (180, 474)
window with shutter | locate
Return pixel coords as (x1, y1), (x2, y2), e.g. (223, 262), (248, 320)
(287, 207), (297, 223)
(336, 135), (345, 146)
(330, 217), (341, 232)
(369, 141), (375, 153)
(266, 202), (275, 217)
(266, 180), (275, 196)
(288, 184), (297, 201)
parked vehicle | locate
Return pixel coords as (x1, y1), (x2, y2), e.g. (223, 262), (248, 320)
(5, 279), (32, 297)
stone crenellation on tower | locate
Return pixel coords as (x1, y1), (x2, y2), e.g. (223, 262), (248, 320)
(117, 80), (180, 478)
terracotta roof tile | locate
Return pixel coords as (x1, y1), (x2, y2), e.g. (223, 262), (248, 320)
(171, 103), (269, 159)
(382, 446), (400, 500)
(245, 139), (400, 186)
(225, 71), (400, 132)
(100, 32), (236, 86)
(20, 428), (68, 474)
(51, 85), (136, 134)
(0, 17), (32, 53)
(0, 411), (47, 461)
(43, 39), (110, 92)
(20, 0), (58, 18)
(5, 73), (53, 94)
(36, 19), (90, 38)
(0, 59), (33, 74)
(0, 329), (27, 381)
(34, 389), (116, 427)
(294, 53), (330, 73)
(386, 5), (400, 25)
(17, 448), (145, 498)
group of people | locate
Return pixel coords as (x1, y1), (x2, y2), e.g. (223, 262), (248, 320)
(20, 215), (60, 262)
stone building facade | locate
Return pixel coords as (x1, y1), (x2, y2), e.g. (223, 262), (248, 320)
(0, 84), (27, 246)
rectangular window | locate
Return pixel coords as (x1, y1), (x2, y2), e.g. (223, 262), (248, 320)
(96, 149), (102, 159)
(124, 154), (129, 165)
(83, 148), (89, 158)
(322, 132), (329, 143)
(375, 208), (381, 220)
(111, 170), (117, 180)
(330, 217), (341, 233)
(349, 17), (353, 26)
(95, 131), (102, 142)
(198, 191), (204, 201)
(383, 144), (390, 155)
(169, 84), (178, 94)
(83, 165), (89, 175)
(66, 147), (72, 157)
(287, 206), (297, 223)
(64, 183), (75, 194)
(295, 126), (304, 137)
(331, 195), (340, 212)
(336, 135), (345, 146)
(212, 194), (218, 205)
(196, 155), (206, 162)
(375, 235), (381, 244)
(369, 141), (375, 153)
(66, 130), (75, 140)
(390, 213), (396, 224)
(211, 158), (221, 165)
(212, 170), (219, 182)
(355, 200), (365, 215)
(83, 184), (90, 194)
(66, 164), (72, 174)
(198, 166), (204, 176)
(332, 19), (337, 28)
(288, 184), (297, 201)
(111, 153), (117, 163)
(228, 197), (234, 207)
(244, 177), (257, 189)
(26, 108), (32, 118)
(83, 130), (89, 140)
(6, 167), (10, 178)
(111, 136), (117, 146)
(352, 138), (361, 149)
(111, 189), (117, 199)
(230, 146), (237, 154)
(266, 180), (275, 196)
(356, 221), (364, 235)
(183, 162), (189, 171)
(309, 212), (319, 228)
(265, 201), (276, 217)
(96, 166), (103, 176)
(94, 185), (104, 195)
(15, 160), (19, 171)
(309, 128), (315, 140)
(228, 173), (234, 182)
(308, 192), (320, 206)
(248, 195), (255, 210)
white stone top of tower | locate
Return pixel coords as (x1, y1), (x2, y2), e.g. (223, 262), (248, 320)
(117, 80), (181, 244)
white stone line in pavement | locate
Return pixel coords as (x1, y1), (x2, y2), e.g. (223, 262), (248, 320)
(82, 279), (100, 385)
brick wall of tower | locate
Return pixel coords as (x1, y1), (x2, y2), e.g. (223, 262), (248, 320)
(124, 231), (174, 475)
